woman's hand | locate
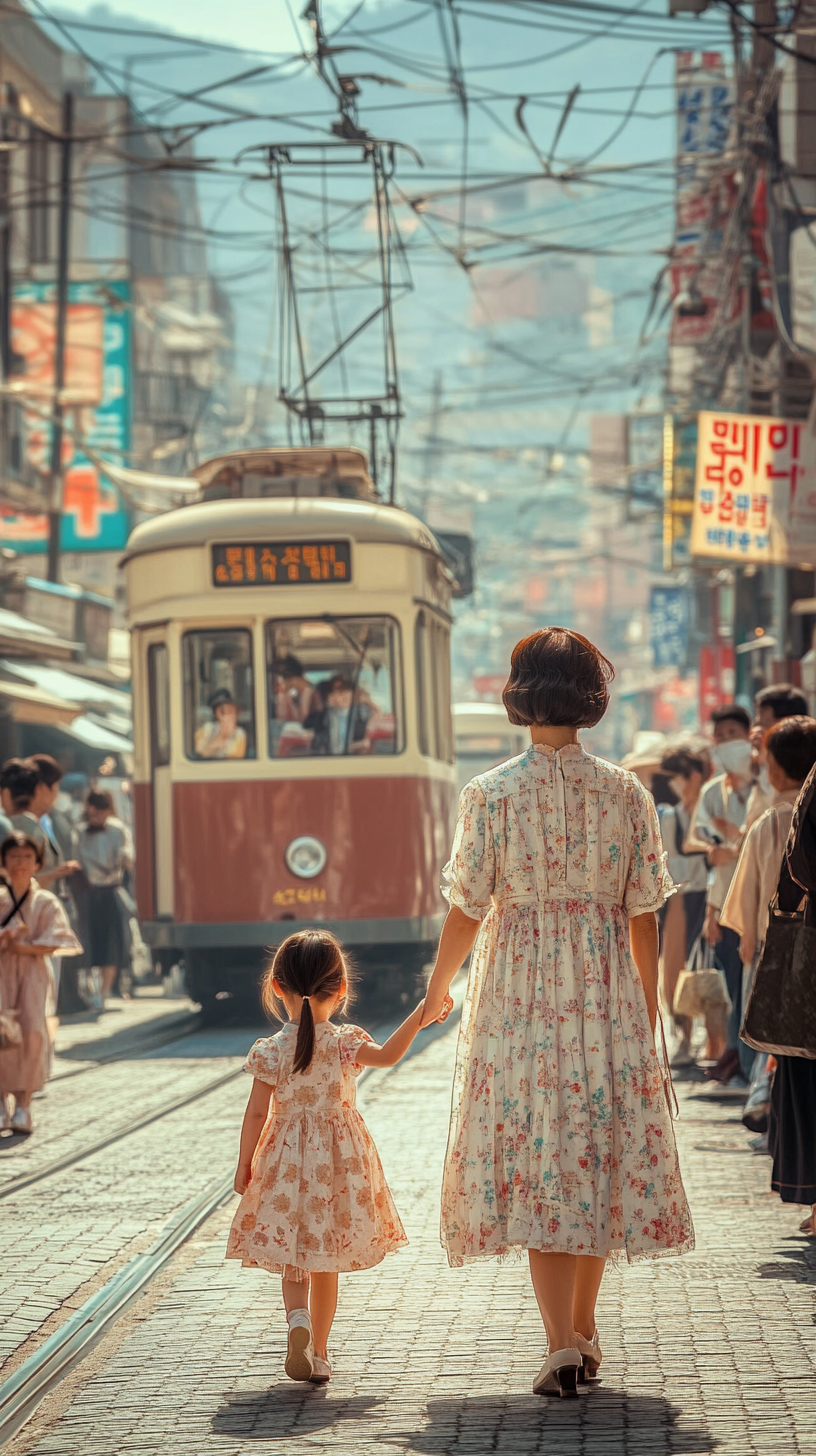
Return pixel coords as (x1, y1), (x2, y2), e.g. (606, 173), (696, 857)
(420, 988), (454, 1026)
(234, 1162), (252, 1195)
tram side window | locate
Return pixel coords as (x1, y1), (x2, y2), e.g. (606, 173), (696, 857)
(147, 643), (170, 767)
(416, 611), (449, 760)
(415, 613), (430, 757)
(266, 617), (401, 758)
(183, 629), (256, 761)
(433, 622), (454, 764)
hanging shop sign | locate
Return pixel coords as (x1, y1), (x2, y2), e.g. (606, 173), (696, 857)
(0, 279), (131, 554)
(670, 52), (736, 349)
(662, 414), (697, 570)
(691, 410), (816, 565)
(649, 586), (689, 668)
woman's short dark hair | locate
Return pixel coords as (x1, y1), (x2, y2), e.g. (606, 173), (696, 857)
(765, 716), (816, 784)
(502, 628), (614, 729)
(661, 747), (707, 780)
(0, 757), (39, 807)
(0, 831), (44, 867)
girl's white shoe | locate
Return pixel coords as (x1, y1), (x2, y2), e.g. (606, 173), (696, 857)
(285, 1309), (315, 1381)
(309, 1356), (332, 1383)
(574, 1329), (602, 1382)
(532, 1346), (582, 1398)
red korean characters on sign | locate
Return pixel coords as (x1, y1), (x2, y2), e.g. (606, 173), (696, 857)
(691, 410), (816, 565)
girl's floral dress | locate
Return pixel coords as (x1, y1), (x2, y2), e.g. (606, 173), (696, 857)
(226, 1022), (407, 1280)
(441, 742), (694, 1267)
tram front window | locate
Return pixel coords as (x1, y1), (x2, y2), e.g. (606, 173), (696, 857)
(266, 618), (400, 758)
(183, 629), (256, 760)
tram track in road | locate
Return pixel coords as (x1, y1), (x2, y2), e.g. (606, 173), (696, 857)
(0, 1063), (243, 1202)
(49, 1007), (203, 1085)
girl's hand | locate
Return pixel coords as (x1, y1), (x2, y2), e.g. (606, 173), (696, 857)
(234, 1163), (251, 1195)
(420, 988), (454, 1027)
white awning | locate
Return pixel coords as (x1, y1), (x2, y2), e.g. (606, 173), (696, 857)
(58, 713), (133, 753)
(0, 680), (80, 727)
(0, 660), (131, 716)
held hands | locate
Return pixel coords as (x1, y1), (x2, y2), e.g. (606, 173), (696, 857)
(419, 989), (454, 1029)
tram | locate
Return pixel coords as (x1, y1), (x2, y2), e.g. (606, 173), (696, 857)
(453, 701), (528, 793)
(125, 447), (457, 1016)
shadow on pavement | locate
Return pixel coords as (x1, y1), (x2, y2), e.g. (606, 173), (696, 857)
(399, 1392), (718, 1455)
(757, 1245), (816, 1283)
(211, 1387), (383, 1438)
(211, 1388), (716, 1452)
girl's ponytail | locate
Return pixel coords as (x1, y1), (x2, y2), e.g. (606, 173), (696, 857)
(262, 930), (352, 1073)
(293, 994), (316, 1074)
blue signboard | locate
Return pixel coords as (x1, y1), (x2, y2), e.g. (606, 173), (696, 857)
(1, 279), (130, 553)
(650, 586), (689, 668)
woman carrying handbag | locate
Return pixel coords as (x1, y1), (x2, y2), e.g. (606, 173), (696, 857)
(731, 719), (816, 1236)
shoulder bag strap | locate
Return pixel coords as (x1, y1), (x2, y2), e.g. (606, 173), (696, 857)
(0, 887), (29, 929)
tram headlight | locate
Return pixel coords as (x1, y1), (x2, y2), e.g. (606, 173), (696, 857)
(285, 836), (327, 879)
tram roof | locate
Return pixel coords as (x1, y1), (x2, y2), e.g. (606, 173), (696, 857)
(122, 497), (445, 563)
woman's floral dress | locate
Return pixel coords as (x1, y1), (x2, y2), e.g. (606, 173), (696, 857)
(226, 1022), (407, 1280)
(441, 742), (694, 1267)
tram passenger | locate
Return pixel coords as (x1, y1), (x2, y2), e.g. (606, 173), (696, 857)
(270, 655), (314, 725)
(194, 689), (248, 760)
(303, 675), (377, 755)
(0, 832), (82, 1136)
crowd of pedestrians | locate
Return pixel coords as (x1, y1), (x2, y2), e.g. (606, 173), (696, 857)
(651, 684), (816, 1237)
(0, 752), (134, 1137)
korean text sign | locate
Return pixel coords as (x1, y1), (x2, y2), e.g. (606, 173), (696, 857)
(691, 410), (816, 565)
(211, 540), (352, 586)
(650, 586), (689, 669)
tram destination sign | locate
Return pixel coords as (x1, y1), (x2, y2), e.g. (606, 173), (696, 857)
(212, 540), (352, 587)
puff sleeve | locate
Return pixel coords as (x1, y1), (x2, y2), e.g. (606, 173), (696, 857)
(337, 1024), (373, 1076)
(243, 1037), (280, 1087)
(441, 780), (496, 921)
(623, 776), (674, 916)
(28, 890), (82, 955)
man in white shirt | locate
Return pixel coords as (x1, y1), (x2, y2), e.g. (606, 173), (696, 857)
(687, 703), (753, 1083)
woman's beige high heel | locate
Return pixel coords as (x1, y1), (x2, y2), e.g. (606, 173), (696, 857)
(574, 1329), (602, 1382)
(532, 1346), (582, 1398)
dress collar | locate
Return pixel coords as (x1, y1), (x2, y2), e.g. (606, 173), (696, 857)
(527, 741), (585, 761)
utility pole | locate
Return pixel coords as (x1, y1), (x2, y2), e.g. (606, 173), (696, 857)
(46, 91), (73, 585)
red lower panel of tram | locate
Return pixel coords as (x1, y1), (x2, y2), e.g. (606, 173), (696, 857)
(134, 776), (455, 924)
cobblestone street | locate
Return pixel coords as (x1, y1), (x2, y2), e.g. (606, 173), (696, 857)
(4, 1008), (816, 1456)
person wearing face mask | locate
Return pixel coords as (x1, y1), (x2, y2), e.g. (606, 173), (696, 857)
(657, 747), (712, 1067)
(745, 685), (809, 829)
(686, 704), (753, 1085)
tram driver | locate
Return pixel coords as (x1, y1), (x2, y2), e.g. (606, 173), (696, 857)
(194, 689), (248, 760)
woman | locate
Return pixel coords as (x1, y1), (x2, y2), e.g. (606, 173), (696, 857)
(657, 747), (718, 1066)
(75, 791), (133, 1003)
(421, 628), (694, 1398)
(194, 689), (247, 760)
(0, 832), (82, 1135)
(721, 717), (816, 1231)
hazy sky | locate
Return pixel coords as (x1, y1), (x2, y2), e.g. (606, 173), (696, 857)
(61, 0), (318, 53)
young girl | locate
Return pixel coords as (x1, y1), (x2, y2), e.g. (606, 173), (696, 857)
(226, 929), (451, 1384)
